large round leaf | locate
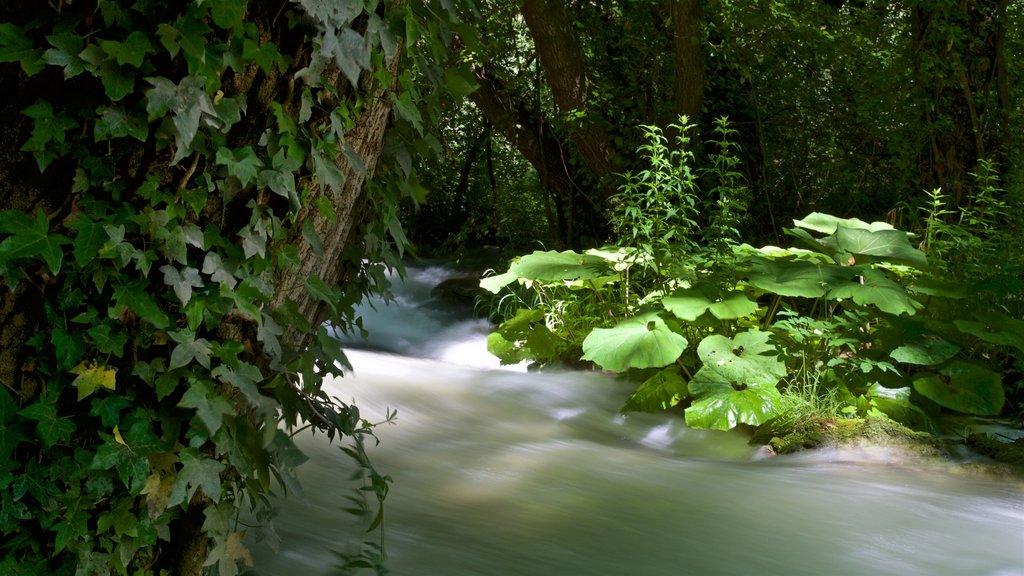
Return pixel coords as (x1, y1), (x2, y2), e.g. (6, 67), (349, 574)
(622, 368), (688, 413)
(912, 361), (1004, 415)
(663, 283), (759, 321)
(582, 313), (687, 372)
(509, 250), (610, 282)
(696, 330), (787, 386)
(954, 311), (1024, 353)
(684, 368), (785, 430)
(890, 337), (959, 366)
(793, 212), (896, 234)
(827, 268), (921, 315)
(830, 226), (928, 268)
(745, 257), (852, 298)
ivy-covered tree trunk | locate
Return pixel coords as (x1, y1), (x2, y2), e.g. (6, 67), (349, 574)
(0, 0), (460, 574)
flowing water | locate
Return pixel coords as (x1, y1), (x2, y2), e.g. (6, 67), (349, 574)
(249, 265), (1024, 576)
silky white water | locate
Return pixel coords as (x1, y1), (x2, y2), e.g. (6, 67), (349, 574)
(248, 265), (1024, 576)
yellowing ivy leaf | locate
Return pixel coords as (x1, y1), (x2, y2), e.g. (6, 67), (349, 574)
(71, 361), (117, 401)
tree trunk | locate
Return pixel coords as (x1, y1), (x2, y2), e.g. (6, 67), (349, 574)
(521, 0), (618, 193)
(671, 0), (706, 124)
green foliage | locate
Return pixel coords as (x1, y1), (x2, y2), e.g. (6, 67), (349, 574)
(483, 121), (1021, 434)
(0, 0), (469, 574)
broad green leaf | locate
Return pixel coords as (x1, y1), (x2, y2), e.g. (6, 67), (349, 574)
(510, 250), (611, 282)
(622, 368), (688, 412)
(890, 337), (959, 366)
(745, 257), (851, 298)
(793, 212), (896, 234)
(663, 283), (758, 321)
(829, 225), (928, 268)
(71, 361), (117, 401)
(696, 330), (787, 386)
(479, 270), (518, 294)
(912, 361), (1004, 416)
(582, 313), (687, 372)
(954, 311), (1024, 353)
(684, 368), (785, 430)
(909, 275), (968, 298)
(827, 268), (921, 315)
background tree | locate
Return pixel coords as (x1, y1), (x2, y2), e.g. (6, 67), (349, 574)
(0, 0), (466, 574)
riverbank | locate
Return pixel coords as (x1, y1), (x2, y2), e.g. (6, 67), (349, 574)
(754, 414), (1024, 480)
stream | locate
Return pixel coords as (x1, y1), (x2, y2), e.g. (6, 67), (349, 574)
(249, 264), (1024, 576)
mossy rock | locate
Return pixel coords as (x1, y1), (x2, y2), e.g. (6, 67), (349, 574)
(760, 416), (942, 458)
(965, 434), (1024, 470)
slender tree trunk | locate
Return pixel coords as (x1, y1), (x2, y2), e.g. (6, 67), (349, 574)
(671, 0), (706, 124)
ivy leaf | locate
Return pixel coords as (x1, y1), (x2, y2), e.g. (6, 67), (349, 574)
(51, 327), (84, 371)
(0, 208), (70, 274)
(167, 448), (225, 508)
(168, 329), (212, 369)
(204, 531), (254, 576)
(160, 265), (204, 306)
(216, 146), (262, 187)
(323, 27), (369, 88)
(115, 282), (170, 329)
(43, 32), (86, 78)
(71, 361), (117, 401)
(622, 368), (688, 413)
(18, 402), (76, 448)
(582, 312), (688, 372)
(0, 386), (30, 461)
(95, 106), (148, 142)
(179, 379), (232, 435)
(211, 362), (263, 406)
(20, 100), (79, 171)
(67, 216), (107, 266)
(98, 31), (153, 68)
(201, 252), (238, 289)
(0, 22), (44, 75)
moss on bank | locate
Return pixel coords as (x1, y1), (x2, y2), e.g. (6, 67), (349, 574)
(753, 415), (1024, 479)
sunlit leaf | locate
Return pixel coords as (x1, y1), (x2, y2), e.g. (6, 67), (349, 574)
(582, 313), (687, 372)
(663, 283), (758, 321)
(827, 268), (921, 315)
(684, 368), (785, 430)
(509, 250), (611, 282)
(71, 361), (117, 401)
(696, 330), (786, 386)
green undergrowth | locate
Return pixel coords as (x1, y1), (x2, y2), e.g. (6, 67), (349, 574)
(479, 118), (1024, 445)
